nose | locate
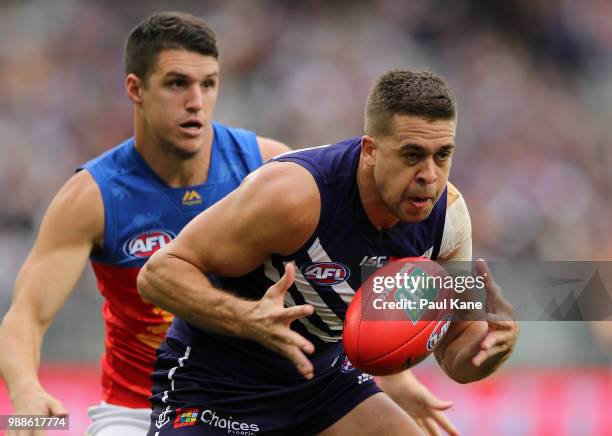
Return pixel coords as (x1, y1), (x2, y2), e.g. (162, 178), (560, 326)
(415, 158), (437, 185)
(185, 84), (204, 113)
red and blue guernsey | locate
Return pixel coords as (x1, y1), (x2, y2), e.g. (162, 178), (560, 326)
(79, 122), (262, 408)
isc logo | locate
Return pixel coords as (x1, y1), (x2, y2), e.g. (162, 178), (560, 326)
(300, 262), (350, 286)
(124, 230), (176, 258)
(359, 256), (388, 267)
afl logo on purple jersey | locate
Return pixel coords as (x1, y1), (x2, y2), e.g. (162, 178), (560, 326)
(123, 230), (176, 258)
(300, 262), (350, 286)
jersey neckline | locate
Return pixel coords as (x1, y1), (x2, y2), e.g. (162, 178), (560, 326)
(126, 124), (220, 190)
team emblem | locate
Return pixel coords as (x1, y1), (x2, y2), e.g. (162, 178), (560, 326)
(123, 230), (175, 258)
(340, 355), (354, 373)
(155, 405), (172, 429)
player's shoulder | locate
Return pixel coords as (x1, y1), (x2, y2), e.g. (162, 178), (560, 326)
(245, 161), (320, 207)
(43, 169), (104, 244)
(61, 170), (103, 217)
(61, 169), (102, 202)
(256, 136), (291, 162)
(438, 180), (472, 261)
(446, 181), (465, 208)
(273, 139), (361, 187)
(210, 161), (320, 256)
(241, 161), (320, 231)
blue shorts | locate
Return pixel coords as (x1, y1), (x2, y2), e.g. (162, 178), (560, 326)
(147, 335), (381, 435)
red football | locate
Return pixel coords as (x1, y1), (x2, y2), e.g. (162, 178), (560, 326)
(343, 257), (454, 375)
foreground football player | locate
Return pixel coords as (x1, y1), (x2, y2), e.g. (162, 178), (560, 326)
(139, 70), (519, 435)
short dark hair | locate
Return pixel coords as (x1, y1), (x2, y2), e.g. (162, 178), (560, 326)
(364, 70), (457, 137)
(125, 12), (218, 84)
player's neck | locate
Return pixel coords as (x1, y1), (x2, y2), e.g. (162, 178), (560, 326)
(356, 159), (399, 229)
(134, 124), (213, 188)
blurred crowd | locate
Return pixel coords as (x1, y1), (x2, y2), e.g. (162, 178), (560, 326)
(1, 0), (611, 361)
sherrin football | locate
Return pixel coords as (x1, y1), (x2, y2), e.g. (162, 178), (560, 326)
(343, 257), (453, 375)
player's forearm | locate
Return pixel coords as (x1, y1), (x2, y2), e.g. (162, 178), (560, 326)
(0, 309), (46, 399)
(138, 252), (255, 337)
(376, 369), (414, 394)
(375, 370), (425, 408)
(435, 321), (501, 383)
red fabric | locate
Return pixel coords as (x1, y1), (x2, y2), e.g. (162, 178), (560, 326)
(91, 262), (174, 408)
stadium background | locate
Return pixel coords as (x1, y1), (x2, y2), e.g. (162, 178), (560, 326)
(1, 0), (611, 434)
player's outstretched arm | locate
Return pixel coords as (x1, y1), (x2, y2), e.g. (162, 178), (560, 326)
(138, 161), (320, 378)
(434, 259), (519, 383)
(0, 170), (103, 421)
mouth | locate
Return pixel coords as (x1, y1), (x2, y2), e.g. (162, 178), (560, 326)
(179, 120), (204, 136)
(405, 195), (433, 210)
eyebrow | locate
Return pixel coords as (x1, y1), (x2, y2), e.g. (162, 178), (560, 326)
(164, 71), (219, 79)
(399, 144), (455, 152)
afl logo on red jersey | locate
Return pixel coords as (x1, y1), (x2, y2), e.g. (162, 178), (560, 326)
(124, 230), (176, 258)
(300, 262), (350, 286)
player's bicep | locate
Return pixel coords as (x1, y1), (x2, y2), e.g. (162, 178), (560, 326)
(169, 184), (268, 276)
(11, 171), (103, 326)
(167, 162), (320, 277)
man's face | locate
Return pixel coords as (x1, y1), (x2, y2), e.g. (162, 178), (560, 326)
(368, 115), (456, 222)
(135, 49), (219, 159)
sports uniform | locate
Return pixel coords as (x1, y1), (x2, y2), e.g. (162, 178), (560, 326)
(80, 123), (262, 434)
(148, 138), (471, 435)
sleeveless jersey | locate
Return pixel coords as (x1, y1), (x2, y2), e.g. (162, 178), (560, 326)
(80, 122), (261, 408)
(169, 137), (447, 349)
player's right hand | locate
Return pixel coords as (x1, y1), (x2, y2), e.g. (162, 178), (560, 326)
(8, 384), (68, 436)
(471, 259), (518, 369)
(242, 263), (316, 379)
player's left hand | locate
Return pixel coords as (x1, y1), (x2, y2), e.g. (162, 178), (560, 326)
(471, 258), (519, 368)
(377, 371), (459, 436)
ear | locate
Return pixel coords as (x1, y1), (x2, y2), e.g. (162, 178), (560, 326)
(125, 73), (144, 106)
(361, 135), (377, 166)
